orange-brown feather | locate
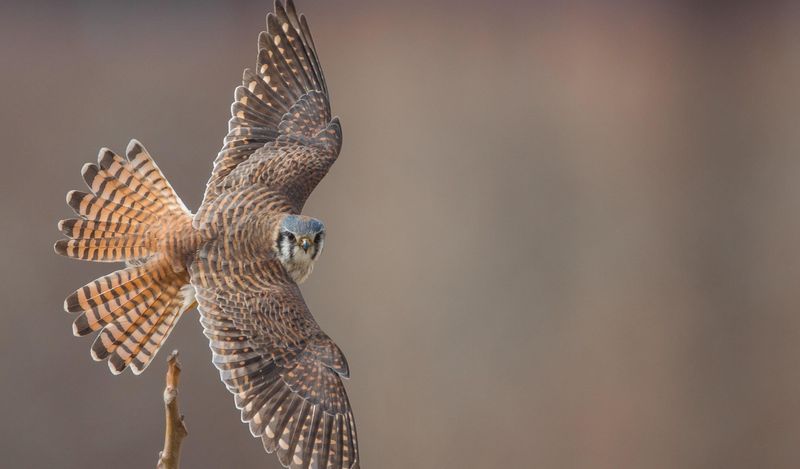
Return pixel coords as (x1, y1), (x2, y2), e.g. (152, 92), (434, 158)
(56, 141), (198, 374)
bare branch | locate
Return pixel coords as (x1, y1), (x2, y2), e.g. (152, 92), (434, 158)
(156, 350), (188, 469)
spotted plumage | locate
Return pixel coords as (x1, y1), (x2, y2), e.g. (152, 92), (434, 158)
(54, 2), (359, 467)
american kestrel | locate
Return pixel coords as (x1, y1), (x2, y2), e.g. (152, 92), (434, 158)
(53, 1), (359, 467)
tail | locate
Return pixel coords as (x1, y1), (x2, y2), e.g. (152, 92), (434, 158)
(55, 140), (196, 375)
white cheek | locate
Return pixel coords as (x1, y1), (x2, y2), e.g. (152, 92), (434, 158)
(280, 241), (292, 259)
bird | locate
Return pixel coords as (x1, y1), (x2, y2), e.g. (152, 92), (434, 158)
(53, 1), (359, 467)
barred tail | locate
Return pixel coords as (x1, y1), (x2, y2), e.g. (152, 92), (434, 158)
(55, 140), (195, 375)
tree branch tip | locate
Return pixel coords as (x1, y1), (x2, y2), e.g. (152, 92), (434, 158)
(167, 349), (181, 367)
(157, 348), (188, 469)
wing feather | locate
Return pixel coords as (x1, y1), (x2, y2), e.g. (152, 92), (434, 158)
(200, 0), (341, 219)
(190, 243), (359, 468)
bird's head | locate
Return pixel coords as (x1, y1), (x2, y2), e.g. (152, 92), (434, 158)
(273, 214), (325, 281)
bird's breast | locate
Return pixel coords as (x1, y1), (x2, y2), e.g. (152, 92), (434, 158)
(283, 255), (315, 284)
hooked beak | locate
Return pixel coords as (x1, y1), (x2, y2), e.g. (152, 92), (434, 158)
(299, 237), (311, 253)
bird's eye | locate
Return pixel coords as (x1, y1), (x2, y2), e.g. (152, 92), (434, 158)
(314, 233), (322, 244)
(285, 232), (296, 242)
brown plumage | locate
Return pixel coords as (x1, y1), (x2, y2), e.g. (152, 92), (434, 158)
(54, 1), (359, 467)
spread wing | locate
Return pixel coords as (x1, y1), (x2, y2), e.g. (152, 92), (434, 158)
(199, 0), (341, 220)
(190, 239), (359, 469)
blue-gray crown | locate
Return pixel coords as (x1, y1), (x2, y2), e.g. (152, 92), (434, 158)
(280, 215), (325, 235)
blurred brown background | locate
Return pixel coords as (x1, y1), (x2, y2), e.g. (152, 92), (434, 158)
(1, 1), (799, 468)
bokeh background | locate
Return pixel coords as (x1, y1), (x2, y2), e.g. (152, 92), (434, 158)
(1, 1), (799, 468)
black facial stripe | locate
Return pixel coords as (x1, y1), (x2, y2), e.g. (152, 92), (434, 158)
(311, 240), (322, 260)
(276, 232), (285, 251)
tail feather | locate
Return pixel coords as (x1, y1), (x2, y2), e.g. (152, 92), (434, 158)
(56, 140), (195, 374)
(129, 302), (184, 373)
(65, 264), (151, 315)
(54, 236), (152, 262)
(98, 149), (169, 213)
(66, 190), (149, 224)
(90, 284), (170, 361)
(98, 282), (183, 375)
(116, 284), (194, 375)
(59, 218), (147, 240)
(76, 274), (159, 337)
(81, 163), (161, 215)
(126, 141), (188, 214)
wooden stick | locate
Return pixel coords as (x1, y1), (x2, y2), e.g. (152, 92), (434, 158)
(157, 350), (188, 469)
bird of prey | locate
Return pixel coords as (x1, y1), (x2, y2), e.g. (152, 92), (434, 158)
(53, 1), (359, 467)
